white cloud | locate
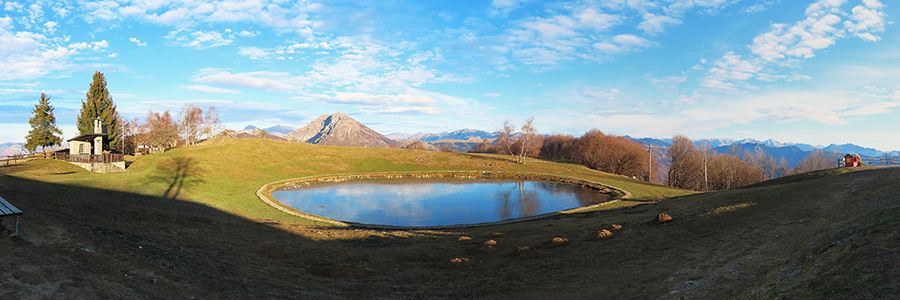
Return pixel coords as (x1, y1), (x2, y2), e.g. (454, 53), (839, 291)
(238, 46), (270, 60)
(108, 53), (117, 58)
(191, 68), (300, 94)
(844, 1), (886, 41)
(637, 13), (681, 35)
(129, 37), (147, 46)
(0, 16), (121, 81)
(310, 92), (435, 106)
(68, 40), (109, 51)
(702, 0), (887, 91)
(43, 21), (57, 34)
(484, 93), (501, 98)
(744, 1), (779, 14)
(79, 1), (315, 37)
(165, 29), (232, 49)
(489, 0), (529, 16)
(181, 84), (242, 94)
(237, 30), (259, 37)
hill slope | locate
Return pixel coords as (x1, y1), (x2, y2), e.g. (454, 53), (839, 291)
(1, 140), (898, 299)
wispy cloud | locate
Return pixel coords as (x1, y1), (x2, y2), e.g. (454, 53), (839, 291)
(181, 84), (242, 94)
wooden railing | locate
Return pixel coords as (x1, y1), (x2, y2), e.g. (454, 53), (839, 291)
(1, 153), (53, 165)
(860, 157), (900, 166)
(56, 153), (124, 164)
(2, 152), (124, 165)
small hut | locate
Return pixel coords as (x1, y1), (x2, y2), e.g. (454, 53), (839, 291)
(844, 154), (861, 167)
(62, 118), (125, 173)
(67, 118), (106, 155)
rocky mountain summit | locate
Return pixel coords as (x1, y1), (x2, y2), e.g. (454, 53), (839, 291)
(285, 112), (399, 148)
(216, 128), (286, 141)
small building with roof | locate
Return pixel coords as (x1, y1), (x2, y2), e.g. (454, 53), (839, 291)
(62, 118), (125, 173)
(844, 154), (861, 167)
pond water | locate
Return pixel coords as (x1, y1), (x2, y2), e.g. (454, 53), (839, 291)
(271, 178), (611, 227)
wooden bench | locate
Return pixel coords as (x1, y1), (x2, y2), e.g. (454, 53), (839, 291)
(0, 196), (22, 234)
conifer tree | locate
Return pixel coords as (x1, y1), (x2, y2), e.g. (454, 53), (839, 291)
(77, 71), (121, 151)
(25, 93), (63, 153)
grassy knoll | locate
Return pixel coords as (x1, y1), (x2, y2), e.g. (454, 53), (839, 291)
(1, 138), (899, 299)
(19, 138), (689, 226)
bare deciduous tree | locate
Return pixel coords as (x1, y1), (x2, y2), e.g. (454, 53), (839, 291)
(496, 118), (539, 164)
(143, 110), (179, 153)
(498, 119), (517, 159)
(123, 117), (143, 155)
(516, 117), (537, 164)
(792, 150), (841, 174)
(540, 134), (576, 160)
(573, 129), (647, 178)
(201, 105), (223, 140)
(179, 105), (204, 146)
(667, 135), (702, 190)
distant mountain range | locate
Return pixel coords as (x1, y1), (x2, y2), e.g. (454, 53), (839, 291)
(241, 125), (297, 137)
(0, 142), (28, 158)
(0, 142), (70, 158)
(225, 120), (900, 161)
(223, 113), (399, 148)
(387, 129), (498, 142)
(217, 128), (287, 141)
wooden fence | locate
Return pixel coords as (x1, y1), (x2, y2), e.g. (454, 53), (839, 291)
(860, 157), (900, 166)
(55, 153), (124, 164)
(2, 152), (124, 165)
(1, 153), (55, 166)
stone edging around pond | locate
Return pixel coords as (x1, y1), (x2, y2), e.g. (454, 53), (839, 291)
(256, 170), (633, 230)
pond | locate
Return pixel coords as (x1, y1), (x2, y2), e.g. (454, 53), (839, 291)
(271, 178), (612, 227)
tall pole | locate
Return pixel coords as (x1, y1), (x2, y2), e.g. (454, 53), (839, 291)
(704, 149), (709, 192)
(648, 144), (652, 184)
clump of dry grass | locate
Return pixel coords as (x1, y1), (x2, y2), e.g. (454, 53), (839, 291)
(549, 237), (570, 247)
(703, 203), (756, 216)
(457, 236), (473, 242)
(656, 213), (674, 223)
(596, 230), (614, 239)
(484, 239), (498, 246)
(610, 224), (622, 230)
(449, 257), (474, 268)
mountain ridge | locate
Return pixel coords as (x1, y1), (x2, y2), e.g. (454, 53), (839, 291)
(285, 112), (399, 148)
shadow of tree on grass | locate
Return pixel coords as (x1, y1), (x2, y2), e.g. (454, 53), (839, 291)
(150, 157), (204, 199)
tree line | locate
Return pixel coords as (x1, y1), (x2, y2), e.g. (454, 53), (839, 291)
(124, 105), (222, 154)
(470, 118), (653, 180)
(23, 71), (223, 155)
(467, 119), (844, 191)
(666, 135), (842, 191)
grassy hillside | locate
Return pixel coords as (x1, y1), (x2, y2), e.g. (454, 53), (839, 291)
(10, 138), (689, 226)
(1, 139), (898, 299)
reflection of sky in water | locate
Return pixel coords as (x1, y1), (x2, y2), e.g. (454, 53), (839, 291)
(272, 178), (610, 227)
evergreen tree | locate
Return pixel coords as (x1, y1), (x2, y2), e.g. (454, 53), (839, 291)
(77, 71), (121, 151)
(25, 93), (63, 152)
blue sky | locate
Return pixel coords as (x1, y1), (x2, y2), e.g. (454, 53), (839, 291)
(1, 0), (897, 151)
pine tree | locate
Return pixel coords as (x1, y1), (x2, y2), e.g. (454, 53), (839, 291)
(77, 71), (121, 151)
(25, 93), (63, 153)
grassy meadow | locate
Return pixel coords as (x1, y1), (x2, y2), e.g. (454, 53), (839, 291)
(1, 138), (899, 299)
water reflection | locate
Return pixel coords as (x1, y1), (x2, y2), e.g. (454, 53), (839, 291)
(495, 181), (541, 219)
(272, 178), (611, 227)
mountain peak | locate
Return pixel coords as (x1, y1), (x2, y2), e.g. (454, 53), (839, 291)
(285, 112), (398, 147)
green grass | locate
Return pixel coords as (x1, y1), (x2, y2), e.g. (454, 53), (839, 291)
(6, 138), (692, 226)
